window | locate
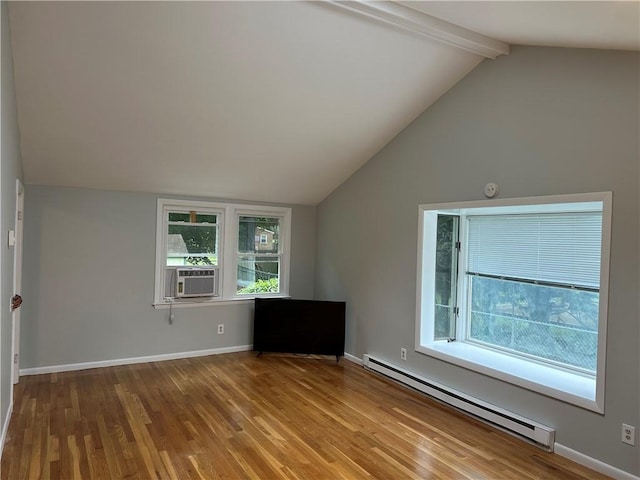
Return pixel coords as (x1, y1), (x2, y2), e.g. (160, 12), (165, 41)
(417, 193), (611, 412)
(155, 199), (291, 305)
(167, 211), (220, 267)
(236, 216), (282, 295)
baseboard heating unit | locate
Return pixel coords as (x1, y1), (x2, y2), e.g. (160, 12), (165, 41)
(362, 354), (555, 451)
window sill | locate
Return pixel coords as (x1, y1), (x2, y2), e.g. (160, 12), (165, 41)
(153, 294), (290, 309)
(417, 341), (601, 413)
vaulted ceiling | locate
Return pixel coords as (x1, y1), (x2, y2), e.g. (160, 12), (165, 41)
(7, 1), (639, 205)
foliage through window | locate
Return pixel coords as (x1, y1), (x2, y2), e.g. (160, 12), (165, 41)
(155, 199), (291, 304)
(468, 276), (598, 371)
(466, 211), (601, 373)
(434, 215), (458, 340)
(237, 216), (282, 295)
(417, 193), (611, 408)
(167, 211), (218, 266)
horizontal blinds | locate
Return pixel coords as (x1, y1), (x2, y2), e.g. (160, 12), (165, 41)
(466, 212), (602, 289)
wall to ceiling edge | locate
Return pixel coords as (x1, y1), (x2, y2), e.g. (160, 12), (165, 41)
(315, 46), (639, 475)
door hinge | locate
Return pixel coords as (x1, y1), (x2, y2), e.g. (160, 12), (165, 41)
(455, 241), (461, 251)
(13, 354), (18, 364)
(453, 306), (459, 316)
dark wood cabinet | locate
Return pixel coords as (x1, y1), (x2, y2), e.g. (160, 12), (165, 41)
(253, 298), (346, 361)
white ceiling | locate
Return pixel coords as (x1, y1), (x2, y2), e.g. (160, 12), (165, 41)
(7, 1), (640, 206)
(401, 1), (640, 51)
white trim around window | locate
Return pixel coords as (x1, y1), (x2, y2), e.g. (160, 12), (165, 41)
(415, 192), (612, 413)
(154, 198), (291, 307)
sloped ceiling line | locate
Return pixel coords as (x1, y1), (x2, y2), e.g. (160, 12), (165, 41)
(328, 1), (510, 59)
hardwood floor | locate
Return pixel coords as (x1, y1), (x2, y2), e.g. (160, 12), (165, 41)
(2, 352), (609, 479)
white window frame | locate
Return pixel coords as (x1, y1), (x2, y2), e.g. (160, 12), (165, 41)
(416, 192), (612, 413)
(228, 207), (291, 299)
(154, 199), (291, 307)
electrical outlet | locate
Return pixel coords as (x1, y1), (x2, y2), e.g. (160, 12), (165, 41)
(400, 348), (407, 361)
(622, 424), (635, 446)
(217, 324), (224, 335)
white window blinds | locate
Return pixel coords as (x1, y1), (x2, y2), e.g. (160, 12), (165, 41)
(466, 212), (603, 289)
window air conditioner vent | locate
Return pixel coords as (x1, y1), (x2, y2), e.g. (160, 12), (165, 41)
(175, 267), (219, 298)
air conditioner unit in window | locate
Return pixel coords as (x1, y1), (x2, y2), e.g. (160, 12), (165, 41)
(175, 267), (219, 298)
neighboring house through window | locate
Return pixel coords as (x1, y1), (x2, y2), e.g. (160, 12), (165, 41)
(155, 199), (291, 305)
(237, 216), (282, 294)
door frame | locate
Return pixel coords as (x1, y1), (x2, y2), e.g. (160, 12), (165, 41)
(11, 179), (24, 385)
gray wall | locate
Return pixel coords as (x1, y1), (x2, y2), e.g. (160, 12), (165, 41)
(21, 186), (316, 368)
(1, 0), (24, 442)
(315, 46), (639, 475)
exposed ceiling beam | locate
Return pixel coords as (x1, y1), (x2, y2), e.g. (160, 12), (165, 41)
(328, 1), (510, 59)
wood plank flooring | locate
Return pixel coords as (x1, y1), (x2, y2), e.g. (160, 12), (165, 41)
(2, 352), (610, 479)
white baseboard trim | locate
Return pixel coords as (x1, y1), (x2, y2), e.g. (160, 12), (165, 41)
(343, 352), (363, 365)
(0, 399), (13, 461)
(19, 345), (254, 376)
(555, 443), (639, 480)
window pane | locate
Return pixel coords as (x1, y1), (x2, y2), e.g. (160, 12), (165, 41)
(167, 224), (218, 266)
(434, 215), (458, 340)
(468, 276), (599, 372)
(237, 255), (279, 294)
(169, 212), (190, 222)
(169, 212), (217, 224)
(238, 216), (280, 254)
(196, 214), (216, 224)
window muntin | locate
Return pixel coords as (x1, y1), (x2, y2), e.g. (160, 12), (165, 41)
(417, 193), (611, 409)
